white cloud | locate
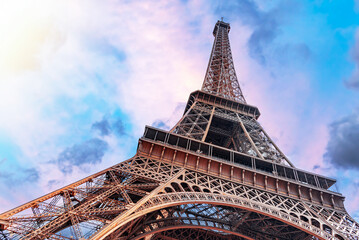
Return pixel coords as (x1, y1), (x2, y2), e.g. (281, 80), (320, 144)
(0, 0), (216, 211)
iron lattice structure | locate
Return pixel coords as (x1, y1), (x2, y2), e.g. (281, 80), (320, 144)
(1, 20), (358, 240)
(202, 21), (246, 103)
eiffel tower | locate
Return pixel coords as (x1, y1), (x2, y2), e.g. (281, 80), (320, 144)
(1, 20), (358, 240)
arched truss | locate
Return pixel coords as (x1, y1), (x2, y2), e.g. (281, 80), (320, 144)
(95, 192), (333, 240)
(90, 159), (348, 240)
(110, 203), (314, 240)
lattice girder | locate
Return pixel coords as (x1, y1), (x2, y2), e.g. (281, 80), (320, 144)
(80, 159), (351, 240)
(0, 156), (181, 239)
(0, 155), (356, 239)
(202, 21), (246, 103)
(122, 204), (312, 240)
(171, 98), (293, 166)
(171, 102), (212, 140)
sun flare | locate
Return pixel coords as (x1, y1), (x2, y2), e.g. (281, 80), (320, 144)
(0, 1), (60, 75)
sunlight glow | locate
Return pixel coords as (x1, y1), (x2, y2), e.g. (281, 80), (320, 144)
(0, 0), (58, 75)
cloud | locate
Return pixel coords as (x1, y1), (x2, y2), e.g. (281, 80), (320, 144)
(274, 43), (311, 64)
(248, 20), (278, 64)
(108, 1), (212, 134)
(22, 168), (40, 182)
(346, 28), (359, 89)
(92, 119), (111, 136)
(92, 117), (126, 136)
(152, 120), (171, 130)
(112, 119), (126, 135)
(331, 173), (359, 216)
(213, 0), (307, 65)
(0, 167), (39, 186)
(0, 166), (41, 213)
(213, 1), (276, 64)
(324, 111), (359, 169)
(347, 181), (359, 216)
(151, 102), (186, 131)
(56, 138), (109, 174)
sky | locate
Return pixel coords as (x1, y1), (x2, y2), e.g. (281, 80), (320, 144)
(0, 0), (359, 222)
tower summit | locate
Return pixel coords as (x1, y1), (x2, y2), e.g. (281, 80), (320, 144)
(1, 20), (358, 240)
(202, 20), (246, 103)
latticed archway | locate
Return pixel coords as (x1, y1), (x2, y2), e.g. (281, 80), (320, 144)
(89, 166), (342, 240)
(108, 203), (325, 240)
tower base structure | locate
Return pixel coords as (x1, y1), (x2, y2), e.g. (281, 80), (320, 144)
(1, 125), (358, 239)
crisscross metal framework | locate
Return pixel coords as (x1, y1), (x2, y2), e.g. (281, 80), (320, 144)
(1, 154), (358, 239)
(1, 20), (358, 240)
(201, 21), (246, 103)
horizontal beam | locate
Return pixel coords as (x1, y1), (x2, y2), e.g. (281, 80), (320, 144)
(143, 126), (337, 189)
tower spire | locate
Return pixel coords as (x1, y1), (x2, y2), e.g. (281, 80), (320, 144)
(202, 20), (246, 103)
